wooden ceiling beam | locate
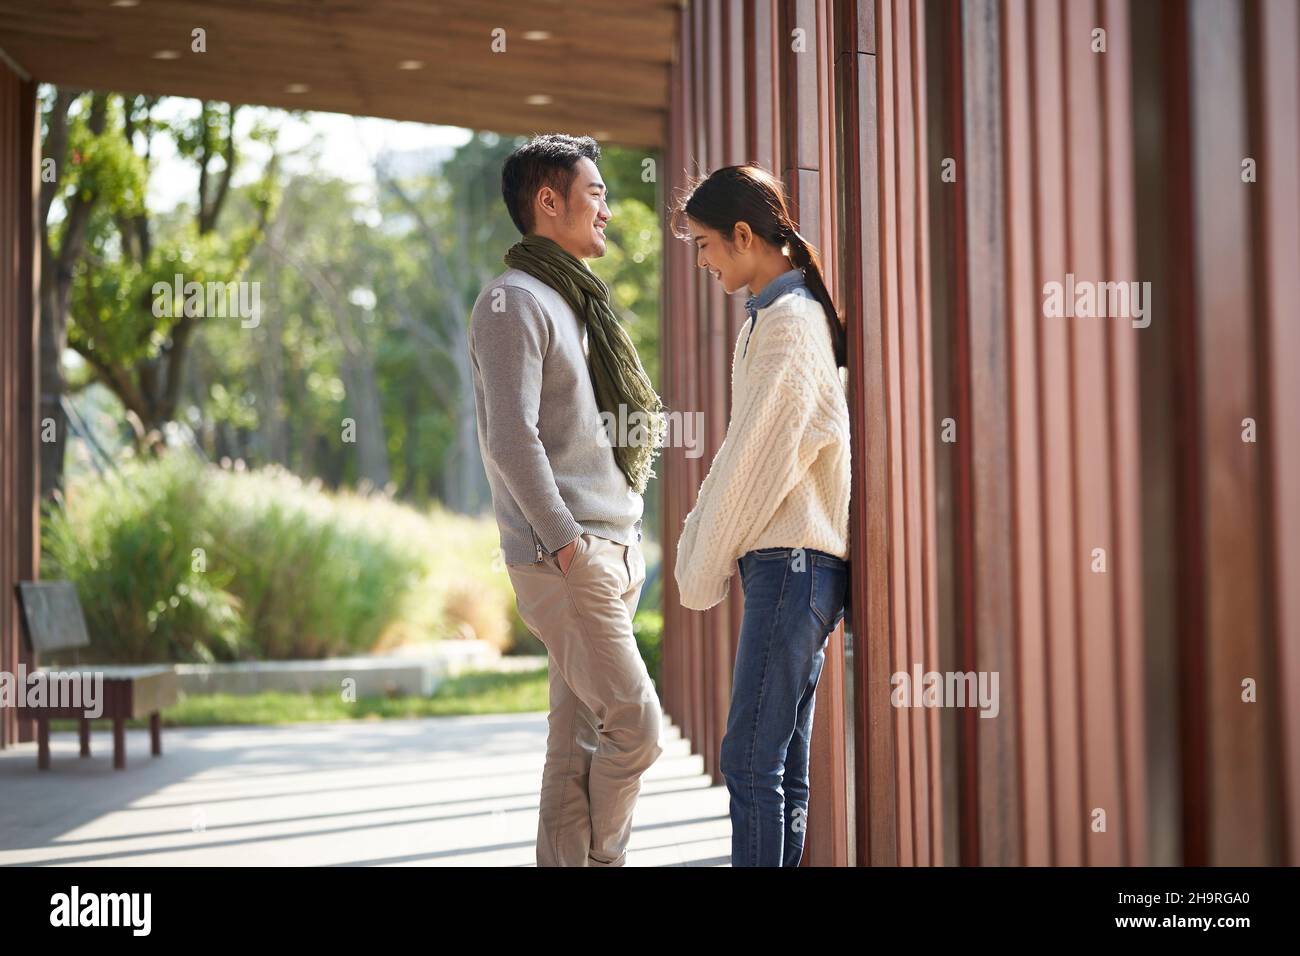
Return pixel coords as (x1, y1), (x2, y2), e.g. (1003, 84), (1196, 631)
(0, 0), (674, 146)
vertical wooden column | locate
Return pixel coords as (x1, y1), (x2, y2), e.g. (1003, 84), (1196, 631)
(0, 60), (11, 751)
(699, 0), (728, 781)
(661, 0), (687, 743)
(779, 0), (822, 239)
(1000, 0), (1049, 866)
(0, 61), (39, 751)
(959, 0), (1020, 867)
(1254, 0), (1300, 867)
(1187, 3), (1267, 866)
(705, 0), (750, 782)
(1129, 0), (1186, 869)
(1152, 0), (1295, 865)
(835, 0), (894, 867)
(1101, 0), (1147, 874)
(835, 0), (945, 866)
(663, 0), (703, 753)
(746, 0), (781, 170)
(685, 0), (706, 756)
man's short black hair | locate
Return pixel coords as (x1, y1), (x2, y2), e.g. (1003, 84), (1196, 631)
(501, 133), (601, 235)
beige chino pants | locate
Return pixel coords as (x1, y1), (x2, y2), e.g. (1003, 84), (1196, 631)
(506, 531), (664, 867)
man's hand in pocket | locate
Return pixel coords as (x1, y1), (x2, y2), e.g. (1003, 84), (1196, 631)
(556, 535), (580, 575)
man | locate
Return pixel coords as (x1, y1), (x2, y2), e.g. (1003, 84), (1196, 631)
(468, 133), (666, 867)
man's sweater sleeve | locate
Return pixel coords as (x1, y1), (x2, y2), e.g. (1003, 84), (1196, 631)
(470, 285), (583, 554)
(673, 317), (822, 610)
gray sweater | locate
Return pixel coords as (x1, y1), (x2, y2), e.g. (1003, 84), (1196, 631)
(468, 268), (643, 566)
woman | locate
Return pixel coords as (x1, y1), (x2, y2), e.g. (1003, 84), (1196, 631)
(672, 165), (851, 867)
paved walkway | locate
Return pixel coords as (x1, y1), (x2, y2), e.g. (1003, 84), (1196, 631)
(0, 714), (731, 866)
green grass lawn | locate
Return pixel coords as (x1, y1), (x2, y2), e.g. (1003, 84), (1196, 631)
(46, 666), (550, 731)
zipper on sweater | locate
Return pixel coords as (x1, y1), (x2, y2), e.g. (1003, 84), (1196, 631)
(530, 525), (544, 562)
(742, 315), (756, 358)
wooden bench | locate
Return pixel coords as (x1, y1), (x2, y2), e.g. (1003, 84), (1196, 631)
(14, 581), (177, 770)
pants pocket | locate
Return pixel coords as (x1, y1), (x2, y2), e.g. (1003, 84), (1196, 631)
(809, 554), (848, 630)
(552, 532), (586, 577)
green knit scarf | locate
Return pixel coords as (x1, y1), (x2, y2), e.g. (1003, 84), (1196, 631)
(504, 233), (665, 494)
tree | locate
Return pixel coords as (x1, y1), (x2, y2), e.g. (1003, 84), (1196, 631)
(373, 133), (522, 513)
(39, 90), (279, 498)
(39, 89), (113, 500)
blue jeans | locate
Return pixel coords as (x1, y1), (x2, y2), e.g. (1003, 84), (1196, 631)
(721, 546), (849, 867)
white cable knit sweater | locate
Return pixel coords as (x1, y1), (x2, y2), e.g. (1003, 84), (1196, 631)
(673, 290), (851, 611)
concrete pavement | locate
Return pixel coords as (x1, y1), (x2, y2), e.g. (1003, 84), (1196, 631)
(0, 713), (731, 866)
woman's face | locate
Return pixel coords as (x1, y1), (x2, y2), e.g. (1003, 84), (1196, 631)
(689, 218), (753, 295)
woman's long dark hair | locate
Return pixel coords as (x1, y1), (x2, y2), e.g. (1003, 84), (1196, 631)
(674, 164), (847, 368)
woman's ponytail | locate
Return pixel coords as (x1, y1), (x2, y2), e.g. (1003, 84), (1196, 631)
(784, 228), (847, 369)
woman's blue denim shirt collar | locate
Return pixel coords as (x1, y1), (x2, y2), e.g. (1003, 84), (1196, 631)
(745, 267), (811, 320)
(743, 267), (813, 356)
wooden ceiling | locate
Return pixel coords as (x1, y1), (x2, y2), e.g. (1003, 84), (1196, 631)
(0, 0), (680, 148)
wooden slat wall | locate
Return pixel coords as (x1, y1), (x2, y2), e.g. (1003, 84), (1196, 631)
(1129, 0), (1300, 866)
(0, 0), (1289, 863)
(0, 59), (38, 751)
(662, 0), (852, 864)
(915, 0), (1147, 865)
(828, 0), (1297, 866)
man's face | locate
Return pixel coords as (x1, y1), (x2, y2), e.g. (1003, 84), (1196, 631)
(543, 157), (611, 259)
